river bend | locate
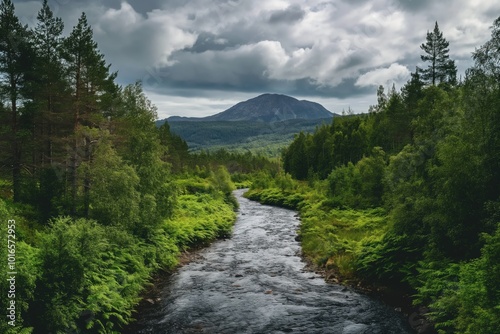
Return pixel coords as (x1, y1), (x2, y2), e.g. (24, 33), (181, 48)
(127, 189), (412, 334)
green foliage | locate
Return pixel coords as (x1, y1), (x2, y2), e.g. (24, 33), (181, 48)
(282, 115), (371, 180)
(453, 225), (500, 334)
(246, 187), (305, 209)
(189, 148), (280, 176)
(231, 172), (253, 189)
(0, 199), (37, 333)
(210, 165), (238, 209)
(300, 203), (389, 271)
(28, 217), (153, 333)
(21, 175), (236, 333)
(355, 232), (422, 285)
(327, 147), (386, 209)
(247, 180), (390, 281)
(165, 118), (331, 156)
(82, 134), (140, 228)
(113, 83), (177, 237)
(409, 226), (500, 334)
(413, 259), (461, 333)
(158, 122), (189, 172)
(0, 2), (247, 332)
(245, 172), (305, 209)
(166, 193), (236, 247)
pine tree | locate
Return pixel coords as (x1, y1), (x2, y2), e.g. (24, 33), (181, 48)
(0, 0), (32, 201)
(62, 12), (118, 215)
(31, 0), (68, 169)
(420, 22), (457, 86)
(26, 1), (73, 220)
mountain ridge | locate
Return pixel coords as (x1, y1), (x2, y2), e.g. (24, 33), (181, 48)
(158, 93), (337, 156)
(167, 93), (335, 123)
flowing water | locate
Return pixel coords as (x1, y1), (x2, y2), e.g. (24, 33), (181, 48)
(126, 189), (412, 333)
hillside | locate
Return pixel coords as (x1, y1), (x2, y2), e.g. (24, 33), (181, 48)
(163, 118), (333, 155)
(159, 94), (336, 155)
(206, 93), (333, 122)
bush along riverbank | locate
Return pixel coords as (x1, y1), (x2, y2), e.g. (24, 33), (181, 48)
(244, 180), (427, 332)
(0, 172), (237, 334)
(245, 171), (498, 334)
(245, 177), (392, 287)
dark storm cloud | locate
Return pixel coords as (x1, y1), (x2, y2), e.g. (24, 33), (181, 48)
(394, 0), (439, 12)
(160, 50), (272, 91)
(268, 5), (305, 24)
(187, 32), (233, 53)
(284, 78), (374, 99)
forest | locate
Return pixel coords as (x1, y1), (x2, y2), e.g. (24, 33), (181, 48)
(163, 117), (332, 157)
(0, 1), (277, 332)
(247, 19), (500, 333)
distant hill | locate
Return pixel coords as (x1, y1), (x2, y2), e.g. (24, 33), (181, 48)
(158, 93), (337, 156)
(168, 93), (335, 123)
(205, 93), (333, 122)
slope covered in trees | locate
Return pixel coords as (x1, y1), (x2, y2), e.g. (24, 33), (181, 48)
(164, 118), (333, 156)
(250, 19), (500, 333)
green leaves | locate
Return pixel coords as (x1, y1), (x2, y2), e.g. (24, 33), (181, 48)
(326, 147), (386, 209)
(82, 133), (141, 228)
(30, 217), (157, 332)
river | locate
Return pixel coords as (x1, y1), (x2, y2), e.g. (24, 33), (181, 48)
(125, 189), (412, 333)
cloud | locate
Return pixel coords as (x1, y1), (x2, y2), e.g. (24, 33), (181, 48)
(11, 0), (500, 117)
(355, 63), (411, 87)
(268, 5), (305, 24)
(94, 2), (197, 72)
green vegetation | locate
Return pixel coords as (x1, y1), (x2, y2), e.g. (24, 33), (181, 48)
(245, 177), (389, 281)
(0, 173), (237, 333)
(249, 19), (500, 333)
(165, 118), (333, 156)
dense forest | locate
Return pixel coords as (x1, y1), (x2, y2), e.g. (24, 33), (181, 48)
(0, 1), (276, 332)
(163, 118), (332, 157)
(247, 20), (500, 333)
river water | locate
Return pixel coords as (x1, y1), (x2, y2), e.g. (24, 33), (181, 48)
(126, 189), (412, 333)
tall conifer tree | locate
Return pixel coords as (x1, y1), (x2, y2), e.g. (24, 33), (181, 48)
(62, 12), (117, 215)
(0, 0), (31, 201)
(31, 0), (68, 168)
(420, 22), (457, 86)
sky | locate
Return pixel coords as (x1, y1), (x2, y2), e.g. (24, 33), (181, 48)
(12, 0), (500, 119)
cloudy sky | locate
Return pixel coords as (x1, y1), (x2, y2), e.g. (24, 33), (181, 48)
(12, 0), (500, 119)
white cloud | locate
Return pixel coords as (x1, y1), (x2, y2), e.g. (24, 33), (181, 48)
(355, 63), (410, 88)
(98, 2), (142, 33)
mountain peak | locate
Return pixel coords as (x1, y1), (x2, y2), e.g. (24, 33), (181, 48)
(203, 93), (333, 122)
(168, 93), (334, 123)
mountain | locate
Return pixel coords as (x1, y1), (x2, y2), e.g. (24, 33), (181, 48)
(159, 94), (336, 156)
(168, 93), (335, 123)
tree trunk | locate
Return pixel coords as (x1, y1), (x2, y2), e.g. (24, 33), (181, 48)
(11, 82), (21, 202)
